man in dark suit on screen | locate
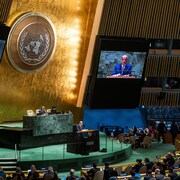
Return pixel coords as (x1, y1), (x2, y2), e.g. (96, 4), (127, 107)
(111, 54), (132, 76)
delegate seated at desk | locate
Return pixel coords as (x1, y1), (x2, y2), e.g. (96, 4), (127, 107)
(111, 55), (132, 76)
(38, 106), (48, 116)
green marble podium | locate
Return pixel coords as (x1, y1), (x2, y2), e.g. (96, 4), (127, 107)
(23, 113), (73, 136)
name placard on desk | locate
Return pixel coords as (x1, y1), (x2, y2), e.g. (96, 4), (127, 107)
(106, 76), (136, 78)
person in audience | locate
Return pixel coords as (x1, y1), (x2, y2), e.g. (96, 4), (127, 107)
(113, 127), (120, 138)
(86, 163), (100, 180)
(154, 168), (164, 180)
(103, 162), (113, 180)
(157, 120), (167, 143)
(76, 121), (86, 131)
(132, 159), (143, 173)
(170, 121), (179, 145)
(27, 164), (39, 180)
(168, 167), (178, 180)
(152, 162), (165, 175)
(0, 166), (6, 179)
(66, 169), (77, 180)
(163, 152), (175, 168)
(144, 158), (154, 170)
(138, 130), (146, 147)
(13, 167), (25, 180)
(109, 170), (118, 180)
(43, 166), (59, 180)
(133, 126), (138, 136)
(148, 125), (156, 141)
(143, 170), (153, 180)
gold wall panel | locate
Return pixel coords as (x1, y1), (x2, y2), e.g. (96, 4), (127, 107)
(0, 0), (98, 122)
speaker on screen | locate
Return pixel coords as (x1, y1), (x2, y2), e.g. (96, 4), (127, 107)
(85, 36), (150, 109)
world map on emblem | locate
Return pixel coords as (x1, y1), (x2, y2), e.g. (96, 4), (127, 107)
(18, 23), (50, 65)
(7, 12), (56, 73)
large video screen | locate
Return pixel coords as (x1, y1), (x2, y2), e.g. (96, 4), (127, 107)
(85, 36), (150, 109)
(97, 51), (147, 79)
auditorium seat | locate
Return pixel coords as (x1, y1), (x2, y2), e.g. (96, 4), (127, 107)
(175, 138), (180, 150)
(115, 166), (122, 175)
(35, 109), (40, 115)
(173, 159), (180, 167)
(27, 110), (34, 116)
(93, 170), (104, 180)
(141, 136), (151, 148)
(124, 166), (132, 175)
(139, 165), (147, 174)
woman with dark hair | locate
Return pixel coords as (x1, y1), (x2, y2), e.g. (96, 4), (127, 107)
(12, 167), (25, 180)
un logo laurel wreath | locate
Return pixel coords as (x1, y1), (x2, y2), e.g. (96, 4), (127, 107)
(19, 31), (50, 65)
(7, 12), (56, 73)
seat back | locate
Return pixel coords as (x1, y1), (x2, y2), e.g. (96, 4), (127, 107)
(139, 165), (147, 174)
(118, 135), (125, 144)
(124, 166), (132, 175)
(173, 159), (180, 167)
(129, 136), (135, 144)
(142, 136), (151, 148)
(93, 171), (104, 180)
(115, 166), (122, 175)
(27, 110), (34, 116)
(164, 177), (171, 180)
(35, 109), (40, 115)
(47, 109), (51, 114)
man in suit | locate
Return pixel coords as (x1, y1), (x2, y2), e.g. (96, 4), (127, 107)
(38, 106), (47, 115)
(87, 163), (100, 180)
(103, 162), (113, 180)
(111, 54), (132, 76)
(157, 120), (167, 143)
(76, 121), (86, 131)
